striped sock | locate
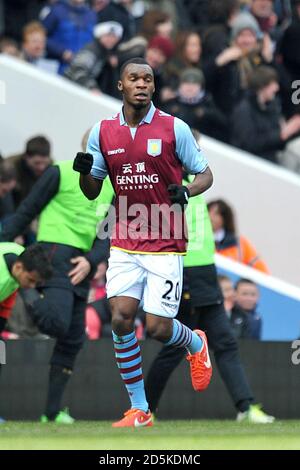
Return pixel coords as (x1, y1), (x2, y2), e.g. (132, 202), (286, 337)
(112, 331), (148, 413)
(165, 319), (203, 354)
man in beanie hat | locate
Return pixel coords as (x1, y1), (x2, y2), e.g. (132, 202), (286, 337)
(64, 20), (123, 98)
(41, 0), (96, 74)
(163, 68), (228, 142)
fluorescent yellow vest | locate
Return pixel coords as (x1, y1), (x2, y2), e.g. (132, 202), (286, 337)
(37, 161), (114, 252)
(0, 242), (24, 302)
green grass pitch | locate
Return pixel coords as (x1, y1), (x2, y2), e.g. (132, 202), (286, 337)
(0, 421), (300, 450)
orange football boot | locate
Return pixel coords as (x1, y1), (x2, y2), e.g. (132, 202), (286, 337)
(112, 409), (153, 428)
(186, 329), (212, 391)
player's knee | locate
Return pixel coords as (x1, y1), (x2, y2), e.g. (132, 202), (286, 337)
(147, 322), (171, 342)
(111, 311), (134, 333)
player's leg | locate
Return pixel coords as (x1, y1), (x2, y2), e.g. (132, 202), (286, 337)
(145, 296), (194, 413)
(107, 250), (152, 427)
(143, 254), (212, 392)
(198, 303), (274, 422)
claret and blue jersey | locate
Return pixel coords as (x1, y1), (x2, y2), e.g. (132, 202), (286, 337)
(87, 103), (208, 254)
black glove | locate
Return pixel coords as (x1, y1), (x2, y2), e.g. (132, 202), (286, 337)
(73, 152), (93, 175)
(168, 184), (190, 209)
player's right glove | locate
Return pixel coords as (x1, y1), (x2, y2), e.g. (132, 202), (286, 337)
(73, 152), (93, 175)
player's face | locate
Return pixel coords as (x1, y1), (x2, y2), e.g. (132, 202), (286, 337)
(118, 64), (155, 109)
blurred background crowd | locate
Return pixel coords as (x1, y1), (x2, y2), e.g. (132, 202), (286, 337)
(1, 0), (300, 342)
(1, 0), (300, 167)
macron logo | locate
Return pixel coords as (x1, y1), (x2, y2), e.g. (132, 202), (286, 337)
(107, 148), (125, 156)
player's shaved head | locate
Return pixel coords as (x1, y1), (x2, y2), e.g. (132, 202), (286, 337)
(120, 57), (153, 79)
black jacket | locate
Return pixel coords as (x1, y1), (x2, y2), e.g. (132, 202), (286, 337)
(229, 306), (252, 339)
(230, 92), (284, 163)
(162, 92), (228, 142)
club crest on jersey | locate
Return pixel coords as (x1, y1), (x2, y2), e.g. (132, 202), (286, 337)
(147, 139), (162, 157)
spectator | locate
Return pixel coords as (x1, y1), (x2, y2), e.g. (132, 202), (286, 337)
(140, 9), (173, 41)
(145, 35), (175, 107)
(202, 0), (240, 62)
(208, 198), (270, 273)
(21, 21), (59, 74)
(277, 0), (300, 118)
(6, 135), (52, 208)
(0, 37), (20, 57)
(93, 0), (136, 42)
(162, 31), (202, 99)
(231, 65), (300, 164)
(3, 0), (47, 42)
(64, 21), (123, 98)
(0, 160), (16, 223)
(235, 278), (263, 339)
(162, 68), (228, 142)
(41, 0), (96, 74)
(248, 0), (280, 38)
(207, 12), (275, 113)
(182, 0), (210, 34)
(117, 35), (148, 68)
(143, 0), (191, 33)
(218, 275), (252, 339)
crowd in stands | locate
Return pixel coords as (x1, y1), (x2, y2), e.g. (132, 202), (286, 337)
(0, 0), (300, 169)
(1, 0), (297, 341)
(1, 133), (266, 341)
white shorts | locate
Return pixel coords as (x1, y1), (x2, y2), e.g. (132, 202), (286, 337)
(106, 249), (183, 318)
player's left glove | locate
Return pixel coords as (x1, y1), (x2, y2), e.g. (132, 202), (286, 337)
(168, 184), (190, 209)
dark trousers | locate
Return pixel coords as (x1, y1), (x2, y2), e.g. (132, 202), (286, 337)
(30, 287), (86, 370)
(0, 317), (6, 334)
(145, 301), (254, 412)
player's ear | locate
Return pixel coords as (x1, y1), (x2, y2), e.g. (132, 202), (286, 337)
(118, 80), (123, 92)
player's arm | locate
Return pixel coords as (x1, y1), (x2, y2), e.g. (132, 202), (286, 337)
(73, 122), (108, 200)
(79, 171), (103, 200)
(186, 167), (213, 197)
(169, 118), (213, 205)
(174, 118), (213, 193)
